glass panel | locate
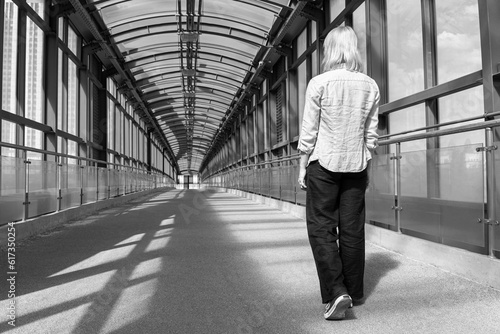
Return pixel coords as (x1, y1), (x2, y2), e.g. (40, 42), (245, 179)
(27, 160), (57, 218)
(311, 50), (318, 78)
(57, 49), (65, 130)
(25, 18), (44, 123)
(400, 150), (427, 198)
(435, 0), (481, 84)
(58, 17), (64, 40)
(260, 168), (270, 196)
(0, 156), (25, 225)
(438, 145), (484, 249)
(68, 60), (78, 135)
(436, 144), (483, 202)
(27, 0), (44, 16)
(109, 169), (119, 197)
(295, 27), (307, 59)
(2, 1), (18, 114)
(68, 25), (78, 55)
(108, 97), (115, 150)
(388, 104), (426, 152)
(352, 2), (366, 73)
(438, 86), (484, 148)
(201, 16), (265, 38)
(1, 120), (16, 157)
(270, 166), (280, 199)
(386, 0), (424, 101)
(25, 128), (43, 161)
(400, 146), (485, 251)
(366, 153), (396, 227)
(297, 62), (307, 132)
(281, 165), (296, 203)
(202, 1), (277, 28)
(329, 0), (345, 22)
(83, 166), (97, 204)
(60, 164), (81, 210)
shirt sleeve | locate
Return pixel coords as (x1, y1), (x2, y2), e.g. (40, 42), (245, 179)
(364, 86), (380, 150)
(297, 81), (321, 154)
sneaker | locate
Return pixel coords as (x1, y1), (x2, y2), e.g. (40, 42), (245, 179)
(324, 294), (352, 320)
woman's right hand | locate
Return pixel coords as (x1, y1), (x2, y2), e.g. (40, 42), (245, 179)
(298, 167), (307, 190)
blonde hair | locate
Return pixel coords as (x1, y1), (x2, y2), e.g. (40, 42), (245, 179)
(322, 26), (362, 72)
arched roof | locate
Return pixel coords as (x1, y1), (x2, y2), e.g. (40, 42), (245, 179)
(71, 0), (314, 174)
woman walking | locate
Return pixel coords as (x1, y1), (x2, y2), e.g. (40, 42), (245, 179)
(297, 25), (380, 320)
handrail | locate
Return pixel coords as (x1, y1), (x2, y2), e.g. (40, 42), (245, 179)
(0, 141), (172, 178)
(208, 153), (301, 176)
(378, 111), (500, 140)
(379, 118), (500, 145)
(203, 117), (500, 180)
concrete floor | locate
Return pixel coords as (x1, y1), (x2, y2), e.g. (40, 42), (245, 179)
(1, 189), (499, 334)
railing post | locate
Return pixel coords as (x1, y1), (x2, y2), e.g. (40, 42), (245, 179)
(23, 150), (30, 222)
(80, 164), (85, 205)
(484, 128), (498, 258)
(95, 163), (99, 202)
(294, 164), (297, 204)
(394, 143), (402, 233)
(107, 168), (111, 199)
(278, 163), (282, 200)
(56, 156), (62, 212)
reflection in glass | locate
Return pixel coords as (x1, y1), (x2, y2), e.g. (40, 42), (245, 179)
(25, 18), (44, 123)
(388, 104), (426, 153)
(25, 128), (42, 161)
(438, 86), (484, 148)
(2, 1), (18, 114)
(57, 49), (65, 130)
(68, 61), (78, 136)
(328, 0), (345, 22)
(1, 121), (16, 157)
(386, 0), (424, 101)
(297, 62), (307, 134)
(352, 2), (366, 73)
(68, 25), (79, 55)
(435, 0), (481, 83)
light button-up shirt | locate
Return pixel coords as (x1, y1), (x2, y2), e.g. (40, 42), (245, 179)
(297, 68), (380, 173)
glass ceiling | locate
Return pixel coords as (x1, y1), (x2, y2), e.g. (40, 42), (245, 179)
(86, 0), (293, 174)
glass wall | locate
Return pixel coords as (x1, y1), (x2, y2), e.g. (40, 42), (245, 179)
(435, 0), (481, 84)
(386, 0), (424, 101)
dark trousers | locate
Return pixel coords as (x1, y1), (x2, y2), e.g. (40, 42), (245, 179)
(306, 161), (367, 303)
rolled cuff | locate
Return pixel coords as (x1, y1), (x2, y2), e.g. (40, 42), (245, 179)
(366, 138), (378, 150)
(297, 143), (314, 154)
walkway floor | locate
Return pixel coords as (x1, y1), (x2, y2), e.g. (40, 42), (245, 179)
(1, 189), (499, 334)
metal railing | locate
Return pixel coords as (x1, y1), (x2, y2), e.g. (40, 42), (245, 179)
(201, 119), (500, 259)
(0, 142), (175, 225)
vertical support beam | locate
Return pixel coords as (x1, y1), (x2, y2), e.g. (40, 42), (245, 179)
(484, 128), (497, 258)
(44, 5), (59, 162)
(79, 41), (88, 163)
(478, 0), (500, 258)
(478, 0), (500, 131)
(394, 143), (402, 233)
(0, 0), (4, 189)
(421, 0), (440, 199)
(146, 129), (152, 172)
(366, 0), (388, 158)
(17, 6), (27, 153)
(365, 0), (387, 104)
(0, 0), (4, 113)
(96, 70), (108, 166)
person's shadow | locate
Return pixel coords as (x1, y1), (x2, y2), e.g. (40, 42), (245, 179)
(363, 251), (400, 300)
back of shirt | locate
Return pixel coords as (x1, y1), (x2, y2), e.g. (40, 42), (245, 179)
(297, 68), (380, 173)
